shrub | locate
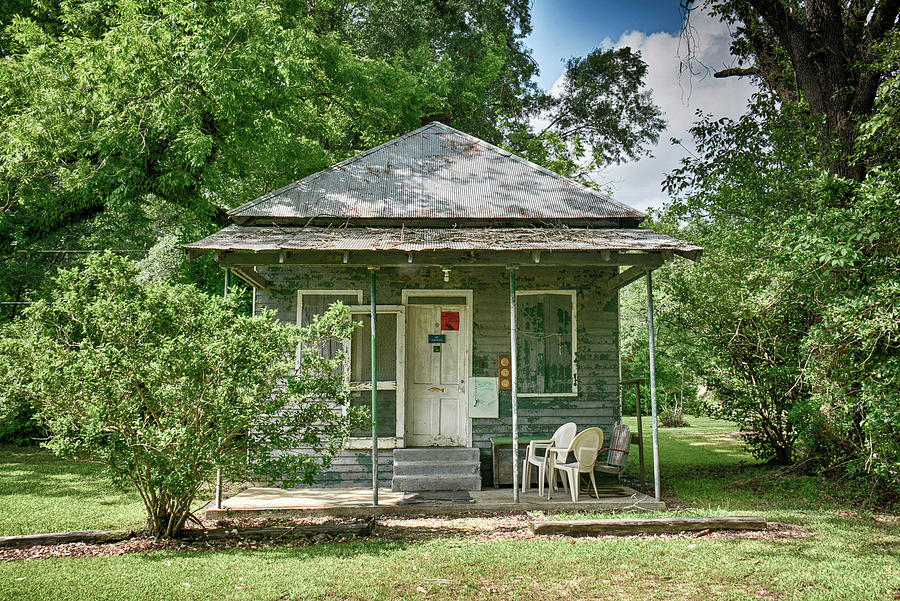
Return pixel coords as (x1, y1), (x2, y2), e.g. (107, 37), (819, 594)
(0, 253), (362, 537)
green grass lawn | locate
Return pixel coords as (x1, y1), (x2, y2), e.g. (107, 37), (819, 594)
(1, 420), (897, 601)
(0, 445), (146, 535)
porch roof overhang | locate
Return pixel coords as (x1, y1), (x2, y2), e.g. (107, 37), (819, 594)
(185, 225), (703, 268)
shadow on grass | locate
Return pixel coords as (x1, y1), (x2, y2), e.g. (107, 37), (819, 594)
(0, 445), (122, 501)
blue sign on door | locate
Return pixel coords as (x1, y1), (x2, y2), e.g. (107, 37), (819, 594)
(428, 334), (446, 344)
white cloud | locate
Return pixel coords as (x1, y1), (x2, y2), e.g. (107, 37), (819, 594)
(557, 10), (756, 213)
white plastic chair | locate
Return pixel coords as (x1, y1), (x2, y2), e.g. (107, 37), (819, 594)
(521, 422), (576, 496)
(548, 427), (604, 502)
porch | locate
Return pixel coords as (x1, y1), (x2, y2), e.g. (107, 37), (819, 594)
(205, 485), (665, 520)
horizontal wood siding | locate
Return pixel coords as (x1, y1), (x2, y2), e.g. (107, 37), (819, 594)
(252, 265), (620, 488)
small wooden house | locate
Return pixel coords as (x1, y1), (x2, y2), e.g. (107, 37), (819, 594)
(186, 122), (701, 495)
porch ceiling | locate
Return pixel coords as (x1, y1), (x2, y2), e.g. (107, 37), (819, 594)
(185, 225), (703, 262)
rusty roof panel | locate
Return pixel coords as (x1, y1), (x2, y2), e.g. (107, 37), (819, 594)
(186, 225), (702, 257)
(228, 122), (645, 222)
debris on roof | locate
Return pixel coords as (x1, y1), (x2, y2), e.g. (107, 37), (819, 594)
(186, 225), (702, 259)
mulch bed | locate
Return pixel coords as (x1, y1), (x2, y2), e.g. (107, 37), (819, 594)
(0, 513), (816, 562)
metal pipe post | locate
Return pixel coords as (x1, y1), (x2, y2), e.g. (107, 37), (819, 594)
(369, 267), (379, 506)
(216, 269), (230, 510)
(646, 271), (662, 501)
(617, 294), (624, 420)
(635, 382), (646, 491)
(509, 267), (520, 503)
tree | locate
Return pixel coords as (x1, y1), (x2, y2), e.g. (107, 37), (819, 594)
(509, 47), (665, 182)
(658, 96), (822, 464)
(659, 71), (900, 484)
(538, 47), (665, 165)
(0, 253), (362, 537)
(696, 0), (900, 180)
(0, 0), (668, 315)
(346, 0), (540, 143)
(0, 0), (450, 315)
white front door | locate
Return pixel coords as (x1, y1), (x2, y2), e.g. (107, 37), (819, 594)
(406, 305), (468, 446)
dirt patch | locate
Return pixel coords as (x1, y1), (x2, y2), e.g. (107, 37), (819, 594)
(375, 512), (532, 542)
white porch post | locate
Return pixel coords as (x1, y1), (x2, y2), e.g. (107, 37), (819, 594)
(508, 267), (520, 503)
(646, 271), (662, 501)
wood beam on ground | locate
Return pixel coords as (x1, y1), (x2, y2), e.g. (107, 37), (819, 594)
(0, 529), (136, 550)
(529, 516), (767, 537)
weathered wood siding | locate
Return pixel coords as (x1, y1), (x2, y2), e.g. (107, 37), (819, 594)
(253, 265), (620, 487)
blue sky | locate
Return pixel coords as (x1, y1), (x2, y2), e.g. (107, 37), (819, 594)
(522, 1), (754, 211)
(527, 0), (686, 90)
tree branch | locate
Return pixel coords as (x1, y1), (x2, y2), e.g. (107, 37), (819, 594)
(713, 66), (760, 78)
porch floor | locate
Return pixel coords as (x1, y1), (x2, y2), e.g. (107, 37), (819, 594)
(205, 485), (665, 520)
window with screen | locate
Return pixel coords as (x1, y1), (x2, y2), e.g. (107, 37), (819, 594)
(295, 291), (404, 444)
(516, 291), (577, 395)
(348, 312), (399, 438)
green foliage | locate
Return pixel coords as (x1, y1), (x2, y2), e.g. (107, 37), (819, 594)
(0, 0), (531, 313)
(657, 76), (900, 488)
(541, 47), (665, 165)
(511, 47), (665, 182)
(0, 253), (363, 536)
(656, 97), (826, 465)
(347, 0), (538, 143)
(0, 0), (667, 316)
(797, 168), (900, 489)
(619, 274), (700, 421)
(0, 392), (41, 445)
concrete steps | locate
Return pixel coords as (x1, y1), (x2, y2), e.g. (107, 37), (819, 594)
(391, 447), (482, 492)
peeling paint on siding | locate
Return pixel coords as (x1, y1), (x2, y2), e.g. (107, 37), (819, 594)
(255, 265), (620, 487)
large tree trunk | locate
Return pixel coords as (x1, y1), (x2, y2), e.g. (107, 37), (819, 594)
(709, 0), (900, 181)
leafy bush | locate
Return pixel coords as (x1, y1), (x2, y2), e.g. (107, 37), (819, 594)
(658, 83), (900, 489)
(0, 392), (41, 445)
(660, 406), (689, 429)
(0, 253), (362, 537)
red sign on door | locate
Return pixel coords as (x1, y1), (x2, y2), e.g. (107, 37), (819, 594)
(441, 311), (460, 331)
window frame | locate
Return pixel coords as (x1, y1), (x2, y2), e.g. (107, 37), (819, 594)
(294, 289), (364, 375)
(345, 304), (406, 449)
(295, 290), (364, 327)
(515, 289), (578, 398)
(295, 290), (403, 449)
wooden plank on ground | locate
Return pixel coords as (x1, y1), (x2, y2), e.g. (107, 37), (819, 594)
(0, 529), (135, 549)
(530, 516), (766, 536)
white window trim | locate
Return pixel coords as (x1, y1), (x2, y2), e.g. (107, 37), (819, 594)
(295, 290), (364, 326)
(346, 304), (406, 448)
(515, 289), (578, 398)
(401, 289), (473, 305)
(296, 290), (407, 448)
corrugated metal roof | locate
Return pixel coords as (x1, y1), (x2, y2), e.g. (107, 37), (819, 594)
(228, 122), (644, 222)
(186, 225), (702, 257)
